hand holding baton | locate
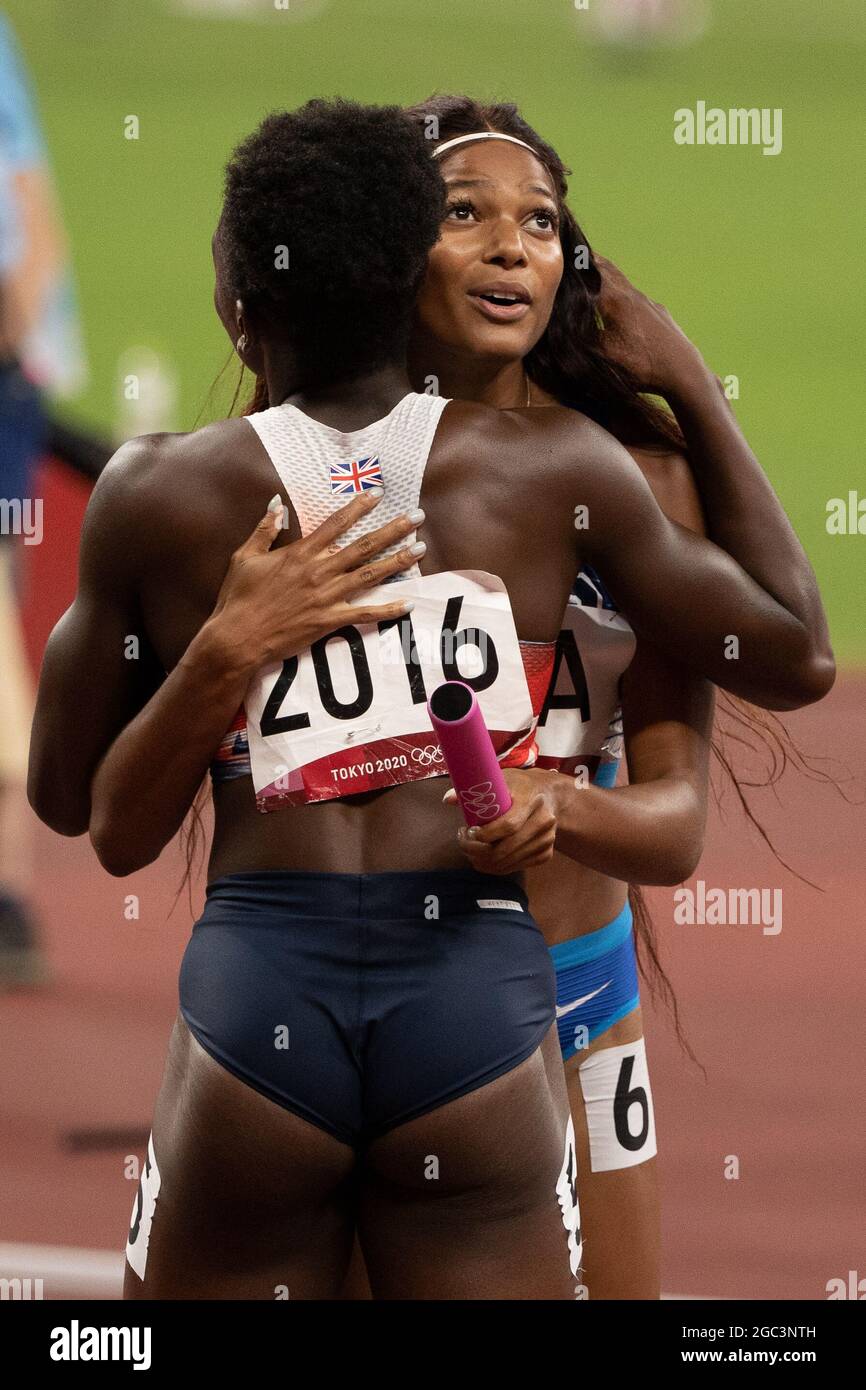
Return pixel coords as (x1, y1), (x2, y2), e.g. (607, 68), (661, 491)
(427, 680), (513, 827)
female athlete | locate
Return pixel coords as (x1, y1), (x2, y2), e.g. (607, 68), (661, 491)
(28, 99), (833, 1299)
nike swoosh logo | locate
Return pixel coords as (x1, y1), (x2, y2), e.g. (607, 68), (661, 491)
(555, 979), (612, 1019)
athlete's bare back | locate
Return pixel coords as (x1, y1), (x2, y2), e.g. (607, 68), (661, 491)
(87, 398), (601, 877)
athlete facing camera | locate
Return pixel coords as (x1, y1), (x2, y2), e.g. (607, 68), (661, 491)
(29, 99), (833, 1299)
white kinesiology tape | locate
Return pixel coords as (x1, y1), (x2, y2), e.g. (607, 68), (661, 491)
(555, 1114), (583, 1278)
(125, 1133), (161, 1281)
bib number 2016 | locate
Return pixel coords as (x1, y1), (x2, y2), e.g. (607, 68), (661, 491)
(260, 596), (498, 737)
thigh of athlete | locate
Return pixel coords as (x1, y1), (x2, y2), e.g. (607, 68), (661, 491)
(566, 1006), (660, 1300)
(123, 1015), (357, 1300)
(357, 1025), (580, 1300)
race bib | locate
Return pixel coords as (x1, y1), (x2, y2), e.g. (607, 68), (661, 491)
(578, 1038), (657, 1173)
(244, 570), (534, 810)
(535, 586), (635, 775)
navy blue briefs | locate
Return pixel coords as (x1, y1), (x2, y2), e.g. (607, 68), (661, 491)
(179, 868), (556, 1148)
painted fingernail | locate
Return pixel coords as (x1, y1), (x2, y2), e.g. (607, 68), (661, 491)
(409, 541), (426, 556)
(267, 494), (282, 513)
(407, 507), (425, 524)
(401, 601), (416, 613)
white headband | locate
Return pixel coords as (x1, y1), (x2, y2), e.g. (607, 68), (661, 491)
(432, 131), (542, 161)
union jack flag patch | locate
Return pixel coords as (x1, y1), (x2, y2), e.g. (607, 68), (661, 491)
(329, 455), (383, 496)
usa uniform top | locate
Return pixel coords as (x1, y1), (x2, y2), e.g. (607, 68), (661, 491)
(535, 565), (636, 788)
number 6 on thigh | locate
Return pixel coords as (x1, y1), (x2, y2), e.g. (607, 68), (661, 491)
(578, 1037), (657, 1172)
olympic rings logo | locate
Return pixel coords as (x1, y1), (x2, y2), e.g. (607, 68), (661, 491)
(411, 744), (445, 767)
(459, 781), (501, 821)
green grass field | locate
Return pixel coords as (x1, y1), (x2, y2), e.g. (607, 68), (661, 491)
(5, 0), (864, 660)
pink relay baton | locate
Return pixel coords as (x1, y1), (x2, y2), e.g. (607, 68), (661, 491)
(428, 681), (513, 827)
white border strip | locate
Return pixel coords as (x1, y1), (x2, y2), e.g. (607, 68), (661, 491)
(0, 1243), (124, 1298)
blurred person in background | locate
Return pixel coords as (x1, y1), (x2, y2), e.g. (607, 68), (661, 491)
(0, 9), (87, 985)
(590, 0), (710, 50)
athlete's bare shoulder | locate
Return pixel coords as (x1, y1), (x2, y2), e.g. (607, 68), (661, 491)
(96, 417), (254, 506)
(83, 417), (262, 568)
(437, 397), (625, 503)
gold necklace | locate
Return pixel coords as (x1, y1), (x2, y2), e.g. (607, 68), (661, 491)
(525, 372), (532, 407)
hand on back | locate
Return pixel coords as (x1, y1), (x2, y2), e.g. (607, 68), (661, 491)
(208, 490), (425, 668)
